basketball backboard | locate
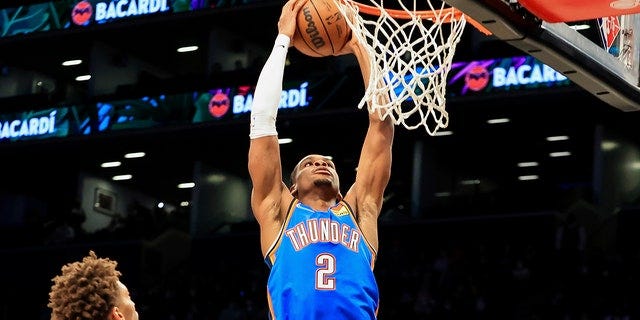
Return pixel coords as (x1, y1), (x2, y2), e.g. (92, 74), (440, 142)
(445, 0), (640, 111)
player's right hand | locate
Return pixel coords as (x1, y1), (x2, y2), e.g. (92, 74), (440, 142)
(278, 0), (306, 40)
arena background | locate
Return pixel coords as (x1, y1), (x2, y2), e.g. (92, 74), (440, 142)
(1, 0), (640, 318)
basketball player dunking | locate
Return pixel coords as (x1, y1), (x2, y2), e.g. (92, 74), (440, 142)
(248, 0), (394, 318)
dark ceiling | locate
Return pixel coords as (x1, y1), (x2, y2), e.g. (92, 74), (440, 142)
(1, 0), (638, 217)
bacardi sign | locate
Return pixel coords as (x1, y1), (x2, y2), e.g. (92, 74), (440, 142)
(72, 0), (170, 25)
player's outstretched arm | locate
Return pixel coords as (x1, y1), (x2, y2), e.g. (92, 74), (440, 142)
(248, 0), (304, 252)
(344, 36), (394, 251)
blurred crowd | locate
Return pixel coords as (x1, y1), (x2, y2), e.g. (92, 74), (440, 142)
(1, 195), (639, 320)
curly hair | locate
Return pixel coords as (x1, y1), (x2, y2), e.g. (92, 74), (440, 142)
(48, 250), (122, 320)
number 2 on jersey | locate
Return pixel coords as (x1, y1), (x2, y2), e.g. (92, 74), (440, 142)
(316, 253), (336, 290)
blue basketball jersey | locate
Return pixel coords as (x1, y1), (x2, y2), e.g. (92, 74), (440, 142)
(264, 199), (379, 320)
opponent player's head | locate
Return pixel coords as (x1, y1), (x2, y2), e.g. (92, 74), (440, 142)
(290, 154), (341, 199)
(48, 250), (139, 320)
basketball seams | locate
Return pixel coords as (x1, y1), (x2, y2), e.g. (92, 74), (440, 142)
(309, 0), (337, 55)
(293, 0), (349, 57)
(295, 26), (322, 57)
(295, 0), (324, 57)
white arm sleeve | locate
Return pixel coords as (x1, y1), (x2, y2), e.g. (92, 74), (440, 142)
(249, 34), (290, 139)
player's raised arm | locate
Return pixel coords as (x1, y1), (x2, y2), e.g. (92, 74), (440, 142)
(344, 36), (395, 251)
(248, 0), (303, 251)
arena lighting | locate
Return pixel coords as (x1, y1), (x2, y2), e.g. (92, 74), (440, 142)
(549, 151), (571, 157)
(278, 138), (293, 144)
(546, 135), (569, 141)
(487, 118), (510, 124)
(178, 182), (195, 189)
(517, 162), (539, 167)
(124, 152), (145, 158)
(601, 141), (619, 151)
(518, 175), (539, 181)
(62, 59), (82, 66)
(112, 174), (132, 181)
(101, 161), (122, 168)
(177, 46), (198, 53)
(75, 75), (91, 81)
(180, 201), (190, 207)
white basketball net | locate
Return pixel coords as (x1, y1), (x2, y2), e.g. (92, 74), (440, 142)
(335, 0), (467, 135)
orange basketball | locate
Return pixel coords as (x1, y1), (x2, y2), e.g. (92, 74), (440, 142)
(292, 0), (351, 57)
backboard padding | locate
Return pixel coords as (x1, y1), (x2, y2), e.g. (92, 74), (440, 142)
(518, 0), (640, 23)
